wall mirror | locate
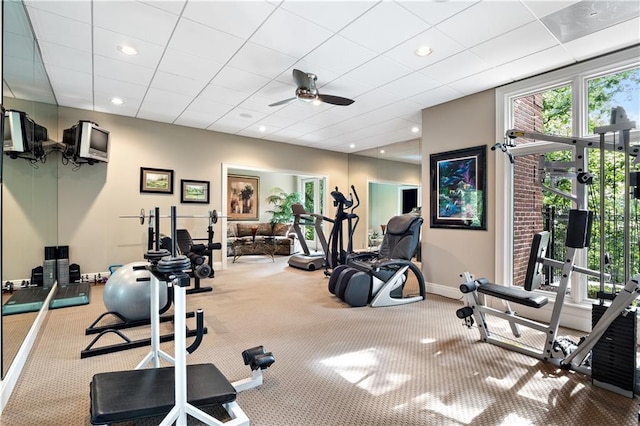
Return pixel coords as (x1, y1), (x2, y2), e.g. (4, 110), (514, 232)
(2, 0), (59, 378)
(348, 138), (422, 252)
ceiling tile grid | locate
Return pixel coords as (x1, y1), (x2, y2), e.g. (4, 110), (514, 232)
(16, 0), (640, 160)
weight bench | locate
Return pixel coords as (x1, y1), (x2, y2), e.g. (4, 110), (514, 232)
(90, 363), (236, 425)
(463, 278), (548, 309)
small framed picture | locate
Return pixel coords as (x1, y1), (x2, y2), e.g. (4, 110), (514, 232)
(181, 179), (210, 204)
(228, 174), (259, 220)
(140, 167), (174, 194)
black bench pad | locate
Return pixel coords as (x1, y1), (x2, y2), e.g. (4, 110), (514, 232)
(477, 282), (548, 309)
(90, 363), (236, 425)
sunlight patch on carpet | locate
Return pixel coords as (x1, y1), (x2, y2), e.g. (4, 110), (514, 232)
(320, 348), (411, 396)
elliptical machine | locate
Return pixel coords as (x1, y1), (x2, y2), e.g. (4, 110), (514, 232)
(325, 185), (359, 275)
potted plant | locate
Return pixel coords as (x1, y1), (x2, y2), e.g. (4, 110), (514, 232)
(265, 187), (302, 227)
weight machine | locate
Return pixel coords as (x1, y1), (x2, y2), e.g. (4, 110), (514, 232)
(90, 206), (275, 425)
(457, 106), (640, 397)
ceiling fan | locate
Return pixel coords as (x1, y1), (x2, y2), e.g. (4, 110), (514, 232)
(268, 69), (355, 107)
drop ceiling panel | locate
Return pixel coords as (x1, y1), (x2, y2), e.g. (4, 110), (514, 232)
(94, 75), (148, 101)
(397, 0), (479, 26)
(280, 0), (377, 32)
(139, 0), (186, 16)
(383, 27), (465, 71)
(177, 100), (234, 127)
(448, 67), (514, 96)
(38, 42), (92, 74)
(4, 32), (34, 63)
(5, 2), (31, 36)
(150, 71), (207, 98)
(410, 85), (465, 109)
(470, 21), (559, 67)
(182, 0), (275, 39)
(339, 1), (430, 54)
(272, 102), (329, 121)
(562, 17), (640, 61)
(249, 8), (333, 58)
(343, 56), (413, 90)
(227, 42), (298, 80)
(493, 45), (575, 81)
(167, 18), (244, 63)
(210, 66), (271, 94)
(436, 1), (536, 48)
(94, 98), (141, 118)
(26, 7), (91, 51)
(522, 1), (582, 18)
(197, 84), (252, 107)
(93, 1), (179, 46)
(379, 72), (441, 99)
(418, 50), (491, 85)
(93, 27), (165, 68)
(157, 49), (225, 82)
(25, 0), (91, 24)
(93, 56), (155, 87)
(316, 75), (373, 101)
(139, 87), (193, 116)
(303, 35), (377, 75)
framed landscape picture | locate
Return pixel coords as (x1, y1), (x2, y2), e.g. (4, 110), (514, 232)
(228, 175), (259, 220)
(181, 179), (210, 204)
(430, 145), (486, 230)
(140, 167), (174, 194)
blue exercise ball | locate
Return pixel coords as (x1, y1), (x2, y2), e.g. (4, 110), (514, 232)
(103, 261), (168, 321)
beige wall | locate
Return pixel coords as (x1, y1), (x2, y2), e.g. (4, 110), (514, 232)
(56, 107), (349, 273)
(421, 89), (496, 294)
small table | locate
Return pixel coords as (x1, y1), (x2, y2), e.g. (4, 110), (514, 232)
(231, 237), (277, 263)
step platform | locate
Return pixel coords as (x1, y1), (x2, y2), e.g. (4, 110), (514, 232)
(90, 363), (236, 425)
(50, 281), (91, 309)
(2, 287), (52, 315)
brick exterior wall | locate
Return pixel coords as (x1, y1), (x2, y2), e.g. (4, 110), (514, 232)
(512, 94), (544, 286)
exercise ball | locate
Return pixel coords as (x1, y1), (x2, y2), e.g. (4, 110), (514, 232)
(103, 261), (168, 321)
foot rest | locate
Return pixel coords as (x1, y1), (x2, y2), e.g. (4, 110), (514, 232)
(90, 363), (236, 425)
(477, 281), (548, 309)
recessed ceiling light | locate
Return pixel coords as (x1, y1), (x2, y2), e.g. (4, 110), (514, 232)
(414, 46), (432, 57)
(117, 44), (138, 56)
(240, 113), (253, 119)
(349, 144), (356, 149)
(411, 126), (420, 133)
(259, 125), (266, 132)
(379, 149), (385, 154)
(110, 97), (124, 105)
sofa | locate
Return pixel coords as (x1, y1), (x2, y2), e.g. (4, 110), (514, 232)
(227, 222), (296, 256)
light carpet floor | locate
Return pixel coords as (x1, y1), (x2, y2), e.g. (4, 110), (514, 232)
(1, 255), (638, 425)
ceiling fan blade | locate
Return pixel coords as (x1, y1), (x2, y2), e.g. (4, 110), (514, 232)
(292, 69), (311, 89)
(317, 94), (355, 106)
(268, 97), (297, 107)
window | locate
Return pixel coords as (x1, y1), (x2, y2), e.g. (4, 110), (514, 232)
(496, 47), (639, 309)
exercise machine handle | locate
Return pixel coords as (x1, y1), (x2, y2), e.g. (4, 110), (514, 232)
(350, 184), (360, 212)
(186, 308), (205, 354)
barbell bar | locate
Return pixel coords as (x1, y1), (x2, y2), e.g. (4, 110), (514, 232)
(119, 208), (225, 225)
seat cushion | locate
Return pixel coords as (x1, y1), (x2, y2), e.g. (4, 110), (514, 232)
(90, 363), (236, 424)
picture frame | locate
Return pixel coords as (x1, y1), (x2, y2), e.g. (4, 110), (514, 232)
(180, 179), (210, 204)
(140, 167), (174, 194)
(430, 145), (486, 230)
(228, 174), (259, 221)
